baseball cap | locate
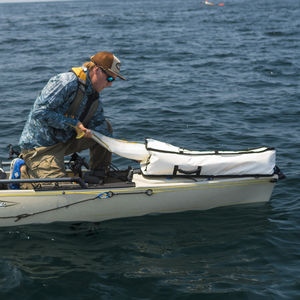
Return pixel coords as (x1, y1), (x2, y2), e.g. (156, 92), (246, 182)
(90, 51), (126, 80)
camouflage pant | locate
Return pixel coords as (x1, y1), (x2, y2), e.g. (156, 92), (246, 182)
(20, 122), (112, 180)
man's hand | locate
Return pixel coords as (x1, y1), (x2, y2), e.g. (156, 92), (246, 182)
(76, 122), (93, 139)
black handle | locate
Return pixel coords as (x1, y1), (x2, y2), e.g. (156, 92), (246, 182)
(173, 166), (202, 176)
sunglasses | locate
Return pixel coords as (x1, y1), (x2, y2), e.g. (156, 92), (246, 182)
(97, 66), (115, 82)
(106, 75), (115, 83)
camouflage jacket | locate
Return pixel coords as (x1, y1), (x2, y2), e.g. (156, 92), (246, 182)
(19, 68), (111, 149)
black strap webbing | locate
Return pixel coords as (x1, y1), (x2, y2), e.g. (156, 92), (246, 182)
(66, 83), (85, 117)
(79, 92), (99, 126)
(65, 78), (99, 126)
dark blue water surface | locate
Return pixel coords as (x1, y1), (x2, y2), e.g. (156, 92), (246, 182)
(0, 0), (299, 299)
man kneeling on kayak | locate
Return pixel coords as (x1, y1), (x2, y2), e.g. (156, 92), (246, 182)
(13, 51), (126, 189)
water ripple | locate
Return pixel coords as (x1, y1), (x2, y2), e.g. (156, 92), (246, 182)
(0, 0), (299, 299)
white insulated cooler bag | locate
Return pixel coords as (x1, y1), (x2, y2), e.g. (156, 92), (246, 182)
(140, 139), (276, 177)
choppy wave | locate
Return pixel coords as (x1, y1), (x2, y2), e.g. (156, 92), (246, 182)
(0, 0), (299, 299)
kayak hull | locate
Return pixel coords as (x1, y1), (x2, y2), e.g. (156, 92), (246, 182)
(0, 174), (276, 227)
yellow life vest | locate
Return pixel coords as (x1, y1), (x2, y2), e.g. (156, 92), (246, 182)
(71, 67), (87, 85)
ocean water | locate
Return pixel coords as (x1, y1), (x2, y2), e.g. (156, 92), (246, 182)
(0, 0), (299, 299)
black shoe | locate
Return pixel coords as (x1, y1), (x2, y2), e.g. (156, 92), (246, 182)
(83, 169), (106, 184)
(91, 169), (106, 177)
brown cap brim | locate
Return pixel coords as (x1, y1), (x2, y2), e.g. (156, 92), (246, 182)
(108, 68), (126, 80)
(91, 52), (126, 80)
